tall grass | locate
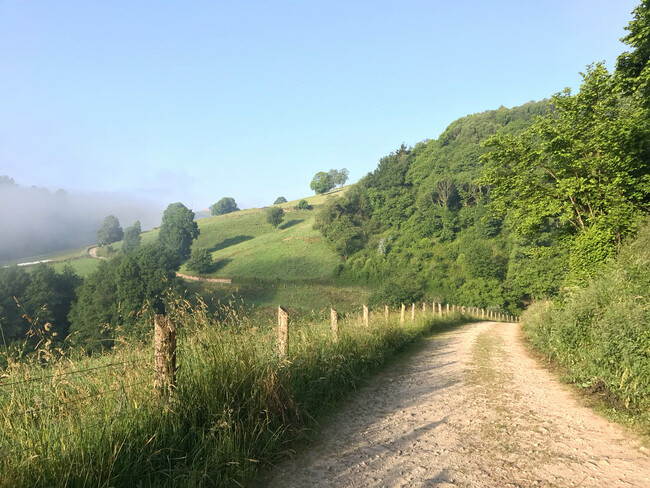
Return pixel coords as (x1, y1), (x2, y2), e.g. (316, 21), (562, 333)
(521, 222), (650, 421)
(0, 297), (466, 487)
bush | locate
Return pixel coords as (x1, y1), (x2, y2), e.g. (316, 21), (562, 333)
(273, 196), (287, 205)
(296, 199), (312, 210)
(265, 206), (284, 228)
(522, 222), (650, 415)
(186, 248), (213, 274)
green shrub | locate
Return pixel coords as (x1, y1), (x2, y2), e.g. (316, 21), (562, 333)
(296, 199), (312, 210)
(186, 247), (213, 274)
(522, 222), (650, 416)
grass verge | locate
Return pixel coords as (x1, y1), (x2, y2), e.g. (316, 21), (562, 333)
(0, 298), (468, 487)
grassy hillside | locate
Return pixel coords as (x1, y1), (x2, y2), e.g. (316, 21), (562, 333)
(182, 208), (340, 280)
(3, 187), (351, 281)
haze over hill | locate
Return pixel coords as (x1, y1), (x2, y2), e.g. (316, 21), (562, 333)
(0, 176), (161, 262)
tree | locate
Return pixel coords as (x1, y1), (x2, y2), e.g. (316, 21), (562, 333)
(310, 172), (335, 194)
(481, 63), (650, 280)
(186, 247), (213, 273)
(122, 220), (142, 253)
(158, 202), (199, 257)
(329, 168), (349, 187)
(273, 196), (287, 204)
(96, 215), (123, 246)
(265, 206), (285, 228)
(296, 199), (312, 210)
(210, 197), (239, 216)
(69, 244), (181, 348)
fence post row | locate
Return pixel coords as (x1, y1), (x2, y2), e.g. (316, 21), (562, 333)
(331, 308), (339, 342)
(278, 306), (289, 359)
(154, 314), (177, 400)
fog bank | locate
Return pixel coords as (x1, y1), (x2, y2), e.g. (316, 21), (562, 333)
(0, 176), (162, 262)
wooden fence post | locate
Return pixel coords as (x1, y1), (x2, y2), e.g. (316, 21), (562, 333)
(400, 304), (405, 324)
(461, 306), (466, 314)
(422, 302), (426, 313)
(438, 302), (442, 316)
(363, 305), (369, 327)
(411, 303), (415, 321)
(446, 303), (450, 314)
(331, 308), (339, 342)
(154, 314), (177, 400)
(385, 305), (389, 319)
(278, 306), (289, 359)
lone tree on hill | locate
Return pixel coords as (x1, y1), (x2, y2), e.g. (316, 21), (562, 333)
(122, 220), (142, 253)
(96, 215), (124, 246)
(274, 196), (287, 204)
(296, 199), (312, 210)
(310, 172), (336, 194)
(265, 206), (285, 228)
(158, 202), (199, 256)
(210, 197), (239, 216)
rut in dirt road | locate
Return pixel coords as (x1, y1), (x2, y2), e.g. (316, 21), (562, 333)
(263, 321), (650, 487)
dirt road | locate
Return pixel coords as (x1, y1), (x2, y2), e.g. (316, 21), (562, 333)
(264, 321), (649, 487)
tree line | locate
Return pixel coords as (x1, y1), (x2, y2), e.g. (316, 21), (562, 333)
(314, 2), (650, 312)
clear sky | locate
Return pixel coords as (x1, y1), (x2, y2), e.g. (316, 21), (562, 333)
(0, 0), (640, 211)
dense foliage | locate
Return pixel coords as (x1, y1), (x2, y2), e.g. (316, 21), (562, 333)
(522, 221), (650, 414)
(310, 171), (335, 194)
(158, 202), (199, 257)
(122, 220), (142, 253)
(185, 247), (213, 273)
(273, 196), (287, 204)
(296, 199), (312, 210)
(315, 3), (650, 312)
(265, 206), (284, 228)
(96, 215), (124, 246)
(210, 197), (239, 216)
(68, 244), (182, 350)
(315, 102), (549, 311)
(0, 264), (81, 346)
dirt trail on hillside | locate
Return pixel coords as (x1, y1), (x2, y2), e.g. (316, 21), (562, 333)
(263, 322), (649, 487)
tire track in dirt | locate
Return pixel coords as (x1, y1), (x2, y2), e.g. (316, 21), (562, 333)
(263, 322), (649, 487)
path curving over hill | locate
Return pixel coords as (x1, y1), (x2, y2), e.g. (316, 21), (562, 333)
(264, 322), (649, 487)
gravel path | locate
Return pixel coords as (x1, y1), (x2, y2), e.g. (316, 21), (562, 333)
(263, 321), (649, 487)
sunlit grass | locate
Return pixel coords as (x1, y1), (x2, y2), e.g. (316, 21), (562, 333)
(0, 297), (466, 487)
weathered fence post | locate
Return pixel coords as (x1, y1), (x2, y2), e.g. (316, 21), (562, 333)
(331, 308), (339, 342)
(154, 314), (177, 401)
(385, 304), (389, 319)
(438, 302), (442, 316)
(363, 304), (369, 327)
(411, 303), (415, 321)
(461, 306), (466, 315)
(400, 304), (405, 324)
(422, 302), (426, 313)
(278, 306), (289, 359)
(481, 308), (485, 319)
(446, 303), (450, 314)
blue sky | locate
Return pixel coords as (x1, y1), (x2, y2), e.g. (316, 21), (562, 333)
(0, 0), (640, 211)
